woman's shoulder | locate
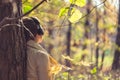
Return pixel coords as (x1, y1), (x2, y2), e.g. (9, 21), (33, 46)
(27, 40), (49, 57)
(27, 40), (47, 50)
(36, 50), (49, 57)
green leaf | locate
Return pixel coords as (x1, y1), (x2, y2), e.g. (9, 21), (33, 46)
(59, 7), (69, 17)
(62, 72), (68, 77)
(78, 74), (85, 78)
(69, 0), (86, 7)
(23, 3), (32, 13)
(73, 52), (82, 62)
(90, 67), (97, 74)
(68, 8), (82, 23)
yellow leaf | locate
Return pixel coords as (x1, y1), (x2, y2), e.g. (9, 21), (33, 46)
(28, 0), (33, 2)
(50, 65), (62, 74)
(62, 55), (74, 61)
(95, 42), (99, 46)
(68, 9), (82, 23)
(70, 0), (86, 7)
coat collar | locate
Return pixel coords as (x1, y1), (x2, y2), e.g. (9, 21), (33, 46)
(27, 40), (47, 52)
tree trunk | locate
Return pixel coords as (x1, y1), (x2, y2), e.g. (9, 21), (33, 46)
(66, 21), (72, 67)
(112, 0), (120, 70)
(65, 4), (74, 68)
(0, 0), (27, 80)
(95, 8), (99, 70)
(100, 10), (106, 70)
(81, 0), (91, 61)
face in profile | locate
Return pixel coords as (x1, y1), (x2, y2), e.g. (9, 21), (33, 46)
(35, 34), (43, 43)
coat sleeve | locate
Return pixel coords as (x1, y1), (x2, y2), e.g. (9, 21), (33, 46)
(35, 52), (51, 80)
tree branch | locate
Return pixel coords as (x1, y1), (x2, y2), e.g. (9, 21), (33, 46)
(80, 0), (107, 20)
(59, 0), (107, 29)
(21, 0), (47, 18)
(0, 24), (21, 31)
(0, 0), (47, 27)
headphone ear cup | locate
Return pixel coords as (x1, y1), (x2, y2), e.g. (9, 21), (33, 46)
(30, 17), (44, 35)
(37, 28), (44, 35)
(30, 17), (40, 25)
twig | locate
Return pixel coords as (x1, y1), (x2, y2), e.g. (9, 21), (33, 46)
(57, 0), (107, 30)
(80, 0), (107, 20)
(0, 0), (47, 27)
(21, 0), (47, 18)
(56, 3), (74, 34)
(56, 16), (67, 34)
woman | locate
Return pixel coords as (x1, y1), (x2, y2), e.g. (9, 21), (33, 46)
(23, 17), (61, 80)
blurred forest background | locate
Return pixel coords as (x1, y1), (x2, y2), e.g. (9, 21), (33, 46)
(0, 0), (120, 80)
(22, 0), (120, 80)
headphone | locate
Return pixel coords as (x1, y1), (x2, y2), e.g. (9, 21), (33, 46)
(30, 17), (44, 35)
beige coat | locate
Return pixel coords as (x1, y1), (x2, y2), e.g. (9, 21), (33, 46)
(27, 40), (61, 80)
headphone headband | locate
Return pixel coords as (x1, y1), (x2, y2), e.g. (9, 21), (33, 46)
(30, 17), (44, 35)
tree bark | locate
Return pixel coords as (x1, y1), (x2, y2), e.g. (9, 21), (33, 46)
(66, 21), (72, 67)
(112, 29), (120, 69)
(112, 0), (120, 69)
(81, 0), (91, 62)
(65, 4), (74, 68)
(95, 8), (99, 70)
(100, 10), (106, 70)
(0, 0), (27, 80)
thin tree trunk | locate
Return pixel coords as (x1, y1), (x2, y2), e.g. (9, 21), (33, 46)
(66, 21), (72, 67)
(81, 0), (91, 61)
(65, 4), (73, 80)
(47, 21), (54, 54)
(112, 0), (120, 70)
(65, 4), (74, 68)
(95, 8), (99, 70)
(0, 1), (27, 80)
(65, 20), (72, 80)
(100, 10), (106, 70)
(100, 50), (105, 70)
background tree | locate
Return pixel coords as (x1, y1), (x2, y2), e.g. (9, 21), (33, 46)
(95, 8), (100, 70)
(81, 0), (91, 62)
(112, 0), (120, 70)
(100, 9), (106, 70)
